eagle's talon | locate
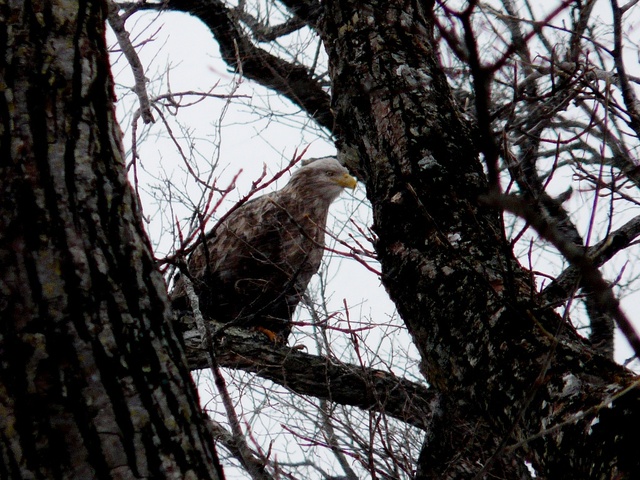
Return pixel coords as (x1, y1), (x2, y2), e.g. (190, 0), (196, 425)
(254, 326), (284, 344)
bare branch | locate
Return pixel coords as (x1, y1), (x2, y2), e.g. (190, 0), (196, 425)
(126, 0), (334, 132)
(540, 214), (640, 307)
(611, 0), (640, 137)
(180, 274), (275, 480)
(107, 1), (155, 124)
(482, 193), (640, 358)
(181, 322), (437, 432)
(232, 6), (307, 42)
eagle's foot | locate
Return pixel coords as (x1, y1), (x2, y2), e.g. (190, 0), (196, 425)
(254, 326), (285, 344)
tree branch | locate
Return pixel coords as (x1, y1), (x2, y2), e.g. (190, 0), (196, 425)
(278, 0), (323, 27)
(482, 193), (640, 358)
(129, 0), (334, 132)
(611, 0), (640, 137)
(107, 0), (155, 124)
(540, 214), (640, 308)
(232, 6), (307, 42)
(180, 321), (437, 432)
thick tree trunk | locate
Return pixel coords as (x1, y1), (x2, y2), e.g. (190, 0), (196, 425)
(0, 2), (221, 478)
(320, 1), (640, 478)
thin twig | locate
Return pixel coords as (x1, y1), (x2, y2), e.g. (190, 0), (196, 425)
(107, 1), (154, 124)
(180, 274), (275, 480)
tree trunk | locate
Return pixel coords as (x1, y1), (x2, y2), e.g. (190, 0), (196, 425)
(0, 2), (221, 478)
(320, 1), (640, 478)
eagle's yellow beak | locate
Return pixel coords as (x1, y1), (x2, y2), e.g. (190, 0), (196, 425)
(336, 172), (357, 189)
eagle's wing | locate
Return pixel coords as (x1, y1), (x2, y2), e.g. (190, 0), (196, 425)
(176, 193), (324, 337)
(170, 157), (355, 343)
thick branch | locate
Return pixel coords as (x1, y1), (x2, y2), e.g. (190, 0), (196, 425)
(540, 214), (640, 308)
(180, 323), (437, 432)
(156, 0), (334, 132)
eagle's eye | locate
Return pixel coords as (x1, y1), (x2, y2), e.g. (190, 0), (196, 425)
(325, 170), (334, 177)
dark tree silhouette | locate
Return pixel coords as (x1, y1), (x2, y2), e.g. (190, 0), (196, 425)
(4, 0), (640, 478)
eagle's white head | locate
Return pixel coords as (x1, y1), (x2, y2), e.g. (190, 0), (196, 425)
(287, 157), (357, 204)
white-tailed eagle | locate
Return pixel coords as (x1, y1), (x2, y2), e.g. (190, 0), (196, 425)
(171, 157), (357, 342)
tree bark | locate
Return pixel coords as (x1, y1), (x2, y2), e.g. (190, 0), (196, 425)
(0, 2), (221, 478)
(319, 1), (640, 478)
(183, 325), (438, 431)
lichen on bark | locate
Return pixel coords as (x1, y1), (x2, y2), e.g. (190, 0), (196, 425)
(319, 0), (640, 477)
(0, 2), (222, 478)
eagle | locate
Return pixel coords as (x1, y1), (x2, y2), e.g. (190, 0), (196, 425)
(171, 157), (357, 343)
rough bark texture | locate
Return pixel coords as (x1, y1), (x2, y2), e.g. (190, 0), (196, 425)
(182, 324), (437, 431)
(0, 2), (221, 478)
(319, 1), (640, 478)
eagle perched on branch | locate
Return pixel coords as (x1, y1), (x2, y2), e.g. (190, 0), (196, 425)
(171, 157), (357, 343)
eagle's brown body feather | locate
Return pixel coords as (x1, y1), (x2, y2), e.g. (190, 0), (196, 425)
(171, 157), (356, 342)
